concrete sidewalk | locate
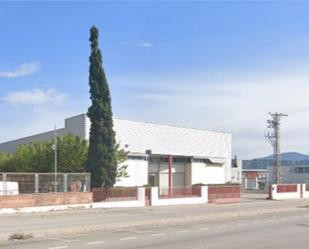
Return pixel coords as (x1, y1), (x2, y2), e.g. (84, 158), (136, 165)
(1, 198), (309, 242)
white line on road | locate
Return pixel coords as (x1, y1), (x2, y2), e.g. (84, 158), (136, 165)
(119, 236), (138, 241)
(176, 230), (189, 234)
(200, 227), (209, 230)
(134, 230), (152, 234)
(49, 246), (68, 249)
(46, 237), (79, 243)
(151, 233), (166, 237)
(252, 220), (261, 224)
(87, 241), (106, 246)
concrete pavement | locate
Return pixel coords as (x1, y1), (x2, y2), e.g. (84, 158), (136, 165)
(2, 209), (309, 249)
(0, 196), (308, 241)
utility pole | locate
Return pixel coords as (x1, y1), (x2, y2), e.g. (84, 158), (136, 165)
(265, 112), (288, 184)
(52, 125), (58, 192)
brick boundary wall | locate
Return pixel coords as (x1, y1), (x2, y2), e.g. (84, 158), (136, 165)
(276, 184), (298, 193)
(0, 192), (92, 209)
(92, 187), (138, 202)
(208, 185), (241, 204)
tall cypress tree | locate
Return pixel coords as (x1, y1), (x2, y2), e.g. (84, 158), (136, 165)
(86, 26), (117, 188)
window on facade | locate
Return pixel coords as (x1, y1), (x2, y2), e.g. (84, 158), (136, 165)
(206, 163), (222, 167)
(193, 158), (207, 163)
(296, 167), (309, 173)
(128, 155), (147, 161)
(173, 157), (190, 163)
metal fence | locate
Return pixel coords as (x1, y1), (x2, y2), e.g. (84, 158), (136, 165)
(0, 173), (90, 195)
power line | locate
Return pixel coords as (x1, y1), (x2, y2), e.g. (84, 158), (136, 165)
(265, 112), (288, 184)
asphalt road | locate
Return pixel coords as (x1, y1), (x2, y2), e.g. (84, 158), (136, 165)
(3, 209), (309, 249)
(1, 193), (306, 242)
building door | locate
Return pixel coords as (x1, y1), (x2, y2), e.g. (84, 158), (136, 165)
(247, 178), (257, 189)
(173, 173), (185, 187)
(148, 174), (156, 187)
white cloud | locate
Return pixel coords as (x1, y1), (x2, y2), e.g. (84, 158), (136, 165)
(0, 62), (41, 78)
(113, 68), (309, 159)
(2, 88), (66, 106)
(138, 41), (152, 48)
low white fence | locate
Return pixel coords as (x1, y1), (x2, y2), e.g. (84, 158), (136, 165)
(302, 184), (309, 198)
(150, 186), (208, 206)
(269, 184), (309, 200)
(92, 187), (145, 209)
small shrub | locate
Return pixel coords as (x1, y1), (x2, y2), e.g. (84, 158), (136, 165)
(9, 233), (33, 240)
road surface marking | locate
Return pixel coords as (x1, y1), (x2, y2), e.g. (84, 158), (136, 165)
(119, 236), (138, 241)
(176, 230), (189, 234)
(46, 237), (78, 243)
(134, 230), (152, 234)
(252, 220), (261, 224)
(87, 241), (106, 246)
(200, 227), (209, 230)
(49, 246), (68, 249)
(151, 233), (166, 236)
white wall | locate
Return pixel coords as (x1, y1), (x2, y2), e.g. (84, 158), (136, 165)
(230, 160), (242, 184)
(114, 159), (148, 187)
(302, 184), (309, 198)
(92, 187), (145, 208)
(270, 184), (301, 200)
(191, 162), (225, 185)
(0, 113), (232, 188)
(150, 186), (208, 206)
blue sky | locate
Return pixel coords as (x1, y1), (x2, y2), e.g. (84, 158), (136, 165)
(1, 1), (309, 159)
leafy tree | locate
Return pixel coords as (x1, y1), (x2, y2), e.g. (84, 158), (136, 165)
(0, 134), (128, 182)
(0, 134), (88, 173)
(115, 144), (129, 179)
(0, 152), (12, 171)
(57, 134), (88, 173)
(12, 141), (54, 172)
(86, 26), (117, 188)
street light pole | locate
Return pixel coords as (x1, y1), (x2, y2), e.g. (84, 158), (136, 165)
(52, 125), (58, 192)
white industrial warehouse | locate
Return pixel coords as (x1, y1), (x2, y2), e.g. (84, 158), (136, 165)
(0, 114), (238, 188)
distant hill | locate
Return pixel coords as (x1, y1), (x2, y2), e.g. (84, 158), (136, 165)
(243, 152), (309, 169)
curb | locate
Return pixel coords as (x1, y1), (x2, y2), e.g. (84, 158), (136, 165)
(0, 205), (306, 242)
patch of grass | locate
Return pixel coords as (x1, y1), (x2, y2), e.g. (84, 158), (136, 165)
(8, 233), (33, 240)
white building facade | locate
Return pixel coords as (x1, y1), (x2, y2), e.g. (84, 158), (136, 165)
(0, 114), (233, 188)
